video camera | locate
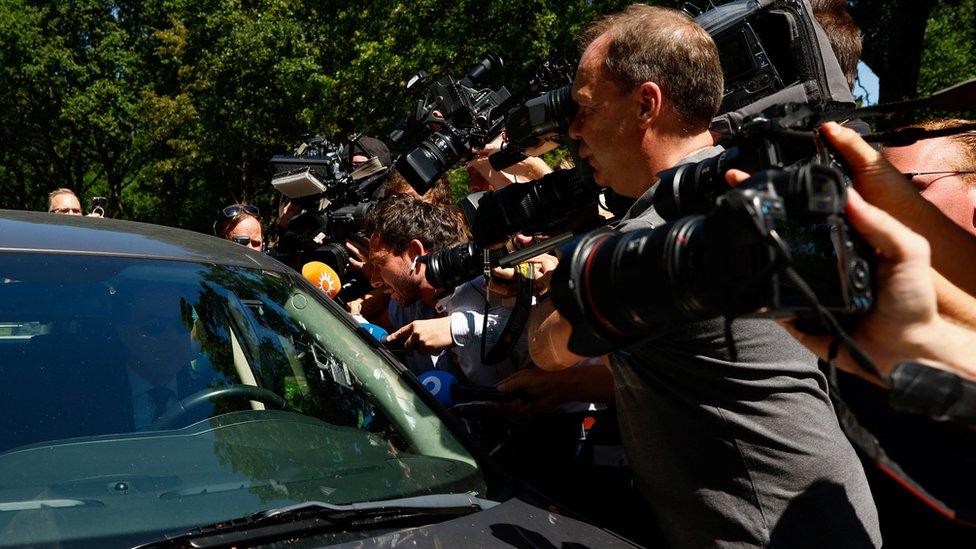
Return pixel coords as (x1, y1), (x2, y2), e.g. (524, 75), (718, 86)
(696, 0), (856, 138)
(413, 58), (604, 291)
(391, 53), (511, 195)
(487, 57), (576, 171)
(268, 136), (390, 276)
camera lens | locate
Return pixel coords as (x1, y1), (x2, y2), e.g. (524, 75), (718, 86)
(553, 216), (712, 344)
(396, 131), (465, 195)
(424, 242), (508, 290)
(653, 148), (741, 221)
(312, 243), (351, 279)
(423, 242), (480, 290)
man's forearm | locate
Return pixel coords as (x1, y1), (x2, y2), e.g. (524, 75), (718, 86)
(566, 360), (615, 404)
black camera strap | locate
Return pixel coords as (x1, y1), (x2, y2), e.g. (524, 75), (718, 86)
(737, 198), (976, 526)
(825, 343), (976, 528)
(480, 249), (533, 366)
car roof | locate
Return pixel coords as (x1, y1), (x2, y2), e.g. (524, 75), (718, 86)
(0, 209), (289, 272)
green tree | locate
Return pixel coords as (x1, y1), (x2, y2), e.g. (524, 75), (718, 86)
(6, 1), (967, 226)
(918, 0), (976, 96)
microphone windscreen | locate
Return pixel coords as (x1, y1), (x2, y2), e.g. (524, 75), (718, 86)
(360, 323), (389, 342)
(302, 261), (342, 298)
(419, 370), (458, 407)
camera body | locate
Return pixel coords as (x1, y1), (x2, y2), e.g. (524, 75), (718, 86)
(699, 0), (856, 139)
(90, 196), (107, 217)
(393, 54), (511, 194)
(705, 165), (873, 316)
(552, 163), (874, 355)
(461, 167), (601, 246)
(269, 136), (387, 276)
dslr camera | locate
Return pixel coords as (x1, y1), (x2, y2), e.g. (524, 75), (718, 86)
(422, 160), (604, 290)
(391, 53), (511, 194)
(552, 161), (874, 355)
(268, 136), (389, 276)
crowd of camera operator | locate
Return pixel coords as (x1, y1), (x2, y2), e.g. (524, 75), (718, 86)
(47, 0), (976, 545)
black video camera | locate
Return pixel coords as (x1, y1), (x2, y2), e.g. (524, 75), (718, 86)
(697, 0), (856, 138)
(418, 165), (604, 291)
(552, 163), (874, 355)
(268, 136), (390, 276)
(391, 53), (511, 195)
(487, 57), (577, 171)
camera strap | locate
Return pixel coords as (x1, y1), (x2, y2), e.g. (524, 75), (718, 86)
(750, 206), (976, 526)
(480, 249), (533, 366)
(826, 342), (976, 527)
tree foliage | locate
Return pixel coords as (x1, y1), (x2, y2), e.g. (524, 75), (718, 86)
(851, 0), (975, 102)
(0, 0), (628, 231)
(1, 1), (969, 231)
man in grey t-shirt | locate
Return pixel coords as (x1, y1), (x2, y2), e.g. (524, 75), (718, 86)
(535, 5), (881, 546)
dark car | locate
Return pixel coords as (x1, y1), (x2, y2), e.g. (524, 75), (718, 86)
(0, 210), (636, 548)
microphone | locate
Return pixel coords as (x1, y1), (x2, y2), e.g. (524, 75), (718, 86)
(418, 370), (524, 407)
(419, 370), (459, 407)
(302, 261), (341, 298)
(359, 323), (405, 352)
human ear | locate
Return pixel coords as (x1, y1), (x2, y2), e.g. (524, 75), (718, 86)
(637, 82), (662, 127)
(407, 239), (426, 270)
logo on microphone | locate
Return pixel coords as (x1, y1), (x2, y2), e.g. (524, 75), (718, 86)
(421, 374), (442, 395)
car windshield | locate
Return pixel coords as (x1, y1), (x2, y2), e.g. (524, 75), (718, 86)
(0, 252), (485, 546)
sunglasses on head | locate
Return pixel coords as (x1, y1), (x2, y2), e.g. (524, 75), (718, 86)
(221, 204), (261, 219)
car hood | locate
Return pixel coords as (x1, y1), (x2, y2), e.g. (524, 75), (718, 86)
(293, 497), (637, 548)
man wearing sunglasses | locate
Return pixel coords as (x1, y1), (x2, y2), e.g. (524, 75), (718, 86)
(883, 118), (976, 235)
(215, 204), (264, 251)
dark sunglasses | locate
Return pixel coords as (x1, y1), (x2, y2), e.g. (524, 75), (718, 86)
(231, 235), (262, 248)
(221, 204), (261, 219)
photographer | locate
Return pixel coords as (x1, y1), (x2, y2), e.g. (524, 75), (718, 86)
(531, 6), (881, 546)
(214, 204), (263, 251)
(365, 194), (531, 386)
(47, 188), (105, 218)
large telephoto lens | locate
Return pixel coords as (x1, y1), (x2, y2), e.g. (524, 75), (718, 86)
(462, 168), (599, 246)
(652, 147), (742, 221)
(552, 218), (712, 346)
(396, 131), (465, 195)
(422, 242), (507, 290)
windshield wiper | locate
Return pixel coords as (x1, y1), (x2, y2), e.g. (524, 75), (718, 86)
(135, 493), (497, 548)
